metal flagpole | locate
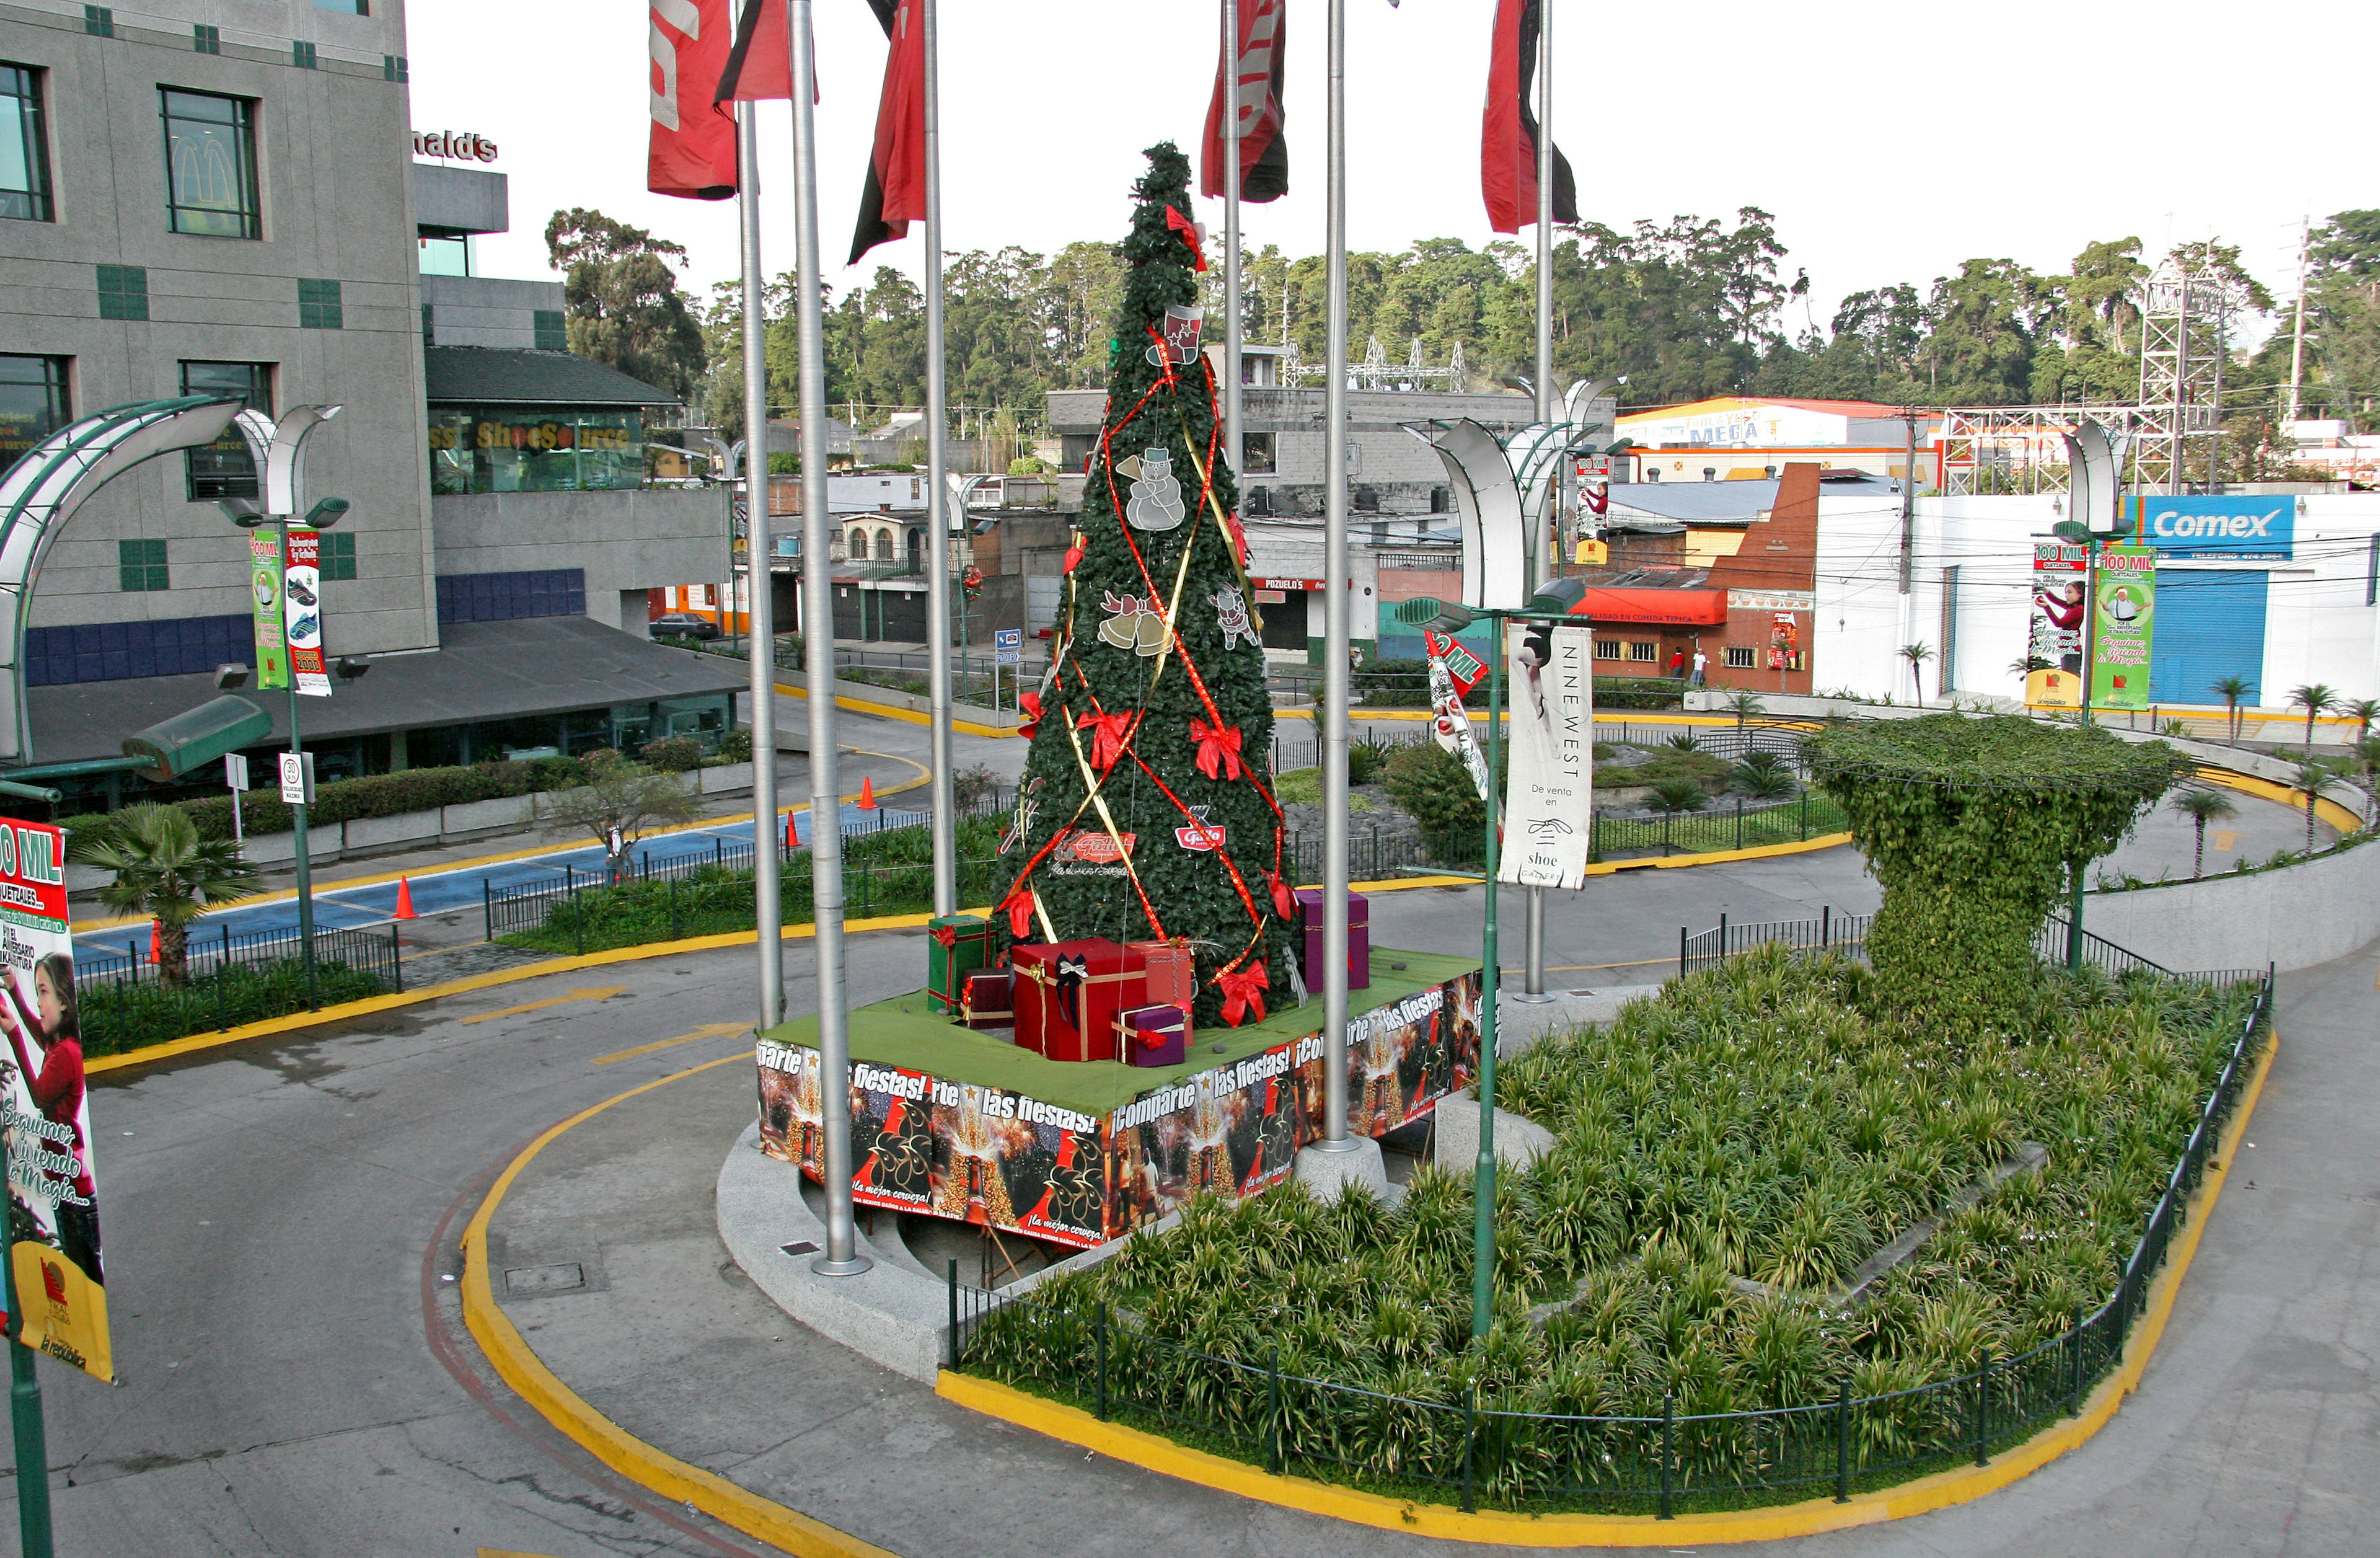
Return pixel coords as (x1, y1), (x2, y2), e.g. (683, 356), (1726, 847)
(737, 105), (785, 1033)
(1522, 0), (1554, 1003)
(922, 0), (956, 917)
(1315, 0), (1355, 1153)
(789, 2), (868, 1276)
(1222, 0), (1243, 484)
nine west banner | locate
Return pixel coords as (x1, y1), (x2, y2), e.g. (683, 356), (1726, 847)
(1497, 619), (1594, 888)
(0, 818), (109, 1382)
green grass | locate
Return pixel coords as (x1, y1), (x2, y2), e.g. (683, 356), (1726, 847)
(961, 947), (2261, 1507)
(1274, 768), (1376, 810)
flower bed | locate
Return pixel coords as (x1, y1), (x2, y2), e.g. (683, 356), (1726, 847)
(956, 947), (2267, 1512)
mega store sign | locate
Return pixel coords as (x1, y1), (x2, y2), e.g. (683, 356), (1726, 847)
(2129, 495), (2294, 561)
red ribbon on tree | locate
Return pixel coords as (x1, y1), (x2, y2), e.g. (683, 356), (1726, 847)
(1077, 709), (1132, 772)
(1217, 962), (1271, 1027)
(999, 888), (1036, 938)
(1189, 717), (1244, 781)
(1016, 690), (1044, 740)
(1267, 869), (1296, 920)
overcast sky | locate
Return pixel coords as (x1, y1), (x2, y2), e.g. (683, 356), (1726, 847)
(407, 1), (2368, 350)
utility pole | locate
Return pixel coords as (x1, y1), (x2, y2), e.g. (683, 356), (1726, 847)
(1522, 0), (1554, 1005)
(736, 106), (785, 1033)
(2287, 218), (2310, 428)
(922, 0), (956, 919)
(1313, 0), (1356, 1157)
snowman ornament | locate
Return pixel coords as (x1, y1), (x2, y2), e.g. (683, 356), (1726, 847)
(1122, 447), (1186, 532)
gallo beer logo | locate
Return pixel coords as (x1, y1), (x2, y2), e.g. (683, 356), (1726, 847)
(1058, 829), (1135, 864)
(2135, 496), (2293, 560)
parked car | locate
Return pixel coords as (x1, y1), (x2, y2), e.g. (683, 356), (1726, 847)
(651, 613), (723, 641)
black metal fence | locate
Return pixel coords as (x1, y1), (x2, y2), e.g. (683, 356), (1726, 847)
(74, 921), (405, 1056)
(77, 920), (403, 993)
(1678, 909), (2259, 988)
(947, 967), (2273, 1516)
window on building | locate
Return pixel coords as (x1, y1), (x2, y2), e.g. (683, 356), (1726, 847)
(1592, 638), (1621, 660)
(382, 55), (407, 82)
(1724, 645), (1756, 669)
(291, 41), (319, 69)
(1, 63), (51, 222)
(427, 405), (648, 495)
(118, 538), (169, 592)
(873, 529), (892, 562)
(319, 529), (356, 581)
(82, 7), (111, 38)
(161, 89), (260, 238)
(1429, 485), (1452, 514)
(1242, 432), (1274, 473)
(179, 360), (270, 500)
(532, 309), (566, 349)
(298, 277), (342, 329)
(1628, 641), (1657, 663)
(192, 24), (219, 53)
(314, 0), (370, 12)
(97, 263), (148, 320)
(0, 354), (69, 468)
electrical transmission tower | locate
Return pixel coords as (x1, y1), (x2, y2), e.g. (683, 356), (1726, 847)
(2135, 259), (2227, 494)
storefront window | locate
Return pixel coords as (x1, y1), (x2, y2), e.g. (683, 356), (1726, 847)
(0, 353), (68, 467)
(427, 404), (646, 495)
(417, 232), (471, 276)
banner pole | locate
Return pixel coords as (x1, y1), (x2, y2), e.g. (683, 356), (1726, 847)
(1472, 616), (1503, 1343)
(789, 0), (869, 1277)
(1315, 0), (1354, 1152)
(1222, 0), (1243, 485)
(922, 0), (956, 919)
(736, 105), (785, 1032)
(1519, 1), (1557, 1003)
(0, 1129), (55, 1558)
(286, 674), (317, 1009)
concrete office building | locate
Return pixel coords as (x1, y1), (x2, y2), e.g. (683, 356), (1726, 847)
(0, 0), (739, 798)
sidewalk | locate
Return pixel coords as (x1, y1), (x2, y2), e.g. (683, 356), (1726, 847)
(474, 944), (2379, 1558)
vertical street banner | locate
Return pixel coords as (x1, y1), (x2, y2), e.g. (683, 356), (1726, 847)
(2027, 541), (2087, 709)
(1498, 619), (1593, 888)
(1423, 627), (1491, 802)
(250, 529), (289, 691)
(0, 818), (110, 1382)
(2091, 544), (2157, 711)
(283, 528), (330, 696)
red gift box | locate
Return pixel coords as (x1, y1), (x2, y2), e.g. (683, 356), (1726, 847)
(1011, 940), (1145, 1062)
(1119, 1003), (1188, 1067)
(1295, 888), (1371, 989)
(959, 970), (1013, 1031)
(1127, 939), (1198, 1012)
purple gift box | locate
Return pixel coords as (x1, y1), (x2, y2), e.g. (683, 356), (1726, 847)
(1295, 888), (1370, 990)
(1119, 1003), (1189, 1068)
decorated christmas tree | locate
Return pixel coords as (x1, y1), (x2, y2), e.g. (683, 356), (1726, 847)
(994, 143), (1292, 1030)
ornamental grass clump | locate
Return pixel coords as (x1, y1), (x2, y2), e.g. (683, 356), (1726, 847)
(1804, 715), (2187, 1034)
(964, 946), (2260, 1503)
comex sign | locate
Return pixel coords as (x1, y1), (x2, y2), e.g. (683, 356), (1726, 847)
(2131, 495), (2294, 561)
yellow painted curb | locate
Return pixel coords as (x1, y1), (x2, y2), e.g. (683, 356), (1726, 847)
(2195, 766), (2363, 835)
(937, 1034), (2276, 1546)
(776, 680), (1020, 739)
(1274, 709), (1824, 732)
(459, 1055), (896, 1558)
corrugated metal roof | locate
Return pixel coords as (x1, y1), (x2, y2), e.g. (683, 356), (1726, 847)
(425, 347), (680, 407)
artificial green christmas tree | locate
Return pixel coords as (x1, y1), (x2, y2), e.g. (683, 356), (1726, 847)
(994, 143), (1293, 1030)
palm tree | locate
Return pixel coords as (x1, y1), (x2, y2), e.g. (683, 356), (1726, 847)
(2210, 675), (2253, 743)
(2345, 697), (2380, 748)
(2291, 758), (2332, 854)
(2170, 787), (2237, 879)
(2288, 683), (2338, 755)
(1724, 690), (1766, 735)
(1898, 642), (1934, 706)
(1646, 777), (1709, 815)
(68, 803), (258, 986)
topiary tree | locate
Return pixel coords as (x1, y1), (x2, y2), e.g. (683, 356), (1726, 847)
(992, 144), (1293, 1028)
(1806, 716), (2187, 1032)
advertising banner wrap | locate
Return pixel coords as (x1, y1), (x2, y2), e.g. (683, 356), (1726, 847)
(1423, 628), (1491, 802)
(283, 528), (329, 696)
(0, 818), (109, 1381)
(1499, 620), (1594, 889)
(2091, 544), (2156, 711)
(249, 529), (289, 691)
(755, 970), (1483, 1250)
(2027, 541), (2087, 709)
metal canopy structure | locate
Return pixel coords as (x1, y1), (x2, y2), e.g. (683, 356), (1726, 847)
(1936, 404), (2159, 497)
(2135, 260), (2227, 495)
(0, 395), (244, 763)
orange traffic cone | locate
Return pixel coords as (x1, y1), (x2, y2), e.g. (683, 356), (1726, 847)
(785, 810), (798, 848)
(146, 919), (161, 963)
(857, 776), (876, 810)
(394, 877), (417, 920)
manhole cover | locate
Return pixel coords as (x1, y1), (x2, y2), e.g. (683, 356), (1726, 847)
(505, 1262), (586, 1295)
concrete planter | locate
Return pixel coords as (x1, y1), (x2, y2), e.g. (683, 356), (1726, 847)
(344, 810), (443, 852)
(440, 794), (537, 836)
(2087, 830), (2380, 973)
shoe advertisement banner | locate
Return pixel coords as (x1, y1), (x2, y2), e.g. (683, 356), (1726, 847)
(282, 528), (330, 696)
(0, 818), (110, 1383)
(1498, 619), (1595, 889)
(249, 530), (290, 691)
(2091, 544), (2157, 712)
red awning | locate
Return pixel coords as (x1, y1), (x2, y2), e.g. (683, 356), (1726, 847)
(1569, 587), (1729, 627)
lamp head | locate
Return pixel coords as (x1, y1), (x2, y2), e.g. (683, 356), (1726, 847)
(2050, 520), (2092, 545)
(217, 497), (265, 528)
(303, 497), (351, 529)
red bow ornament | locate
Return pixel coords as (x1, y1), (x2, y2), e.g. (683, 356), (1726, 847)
(1190, 717), (1245, 781)
(1267, 869), (1297, 920)
(1077, 710), (1132, 772)
(999, 888), (1036, 938)
(1217, 961), (1271, 1027)
(1016, 690), (1043, 740)
(1164, 205), (1207, 272)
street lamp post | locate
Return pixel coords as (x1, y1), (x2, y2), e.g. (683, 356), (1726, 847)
(2052, 515), (2099, 968)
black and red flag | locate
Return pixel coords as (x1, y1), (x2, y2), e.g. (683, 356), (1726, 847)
(715, 0), (793, 102)
(1480, 0), (1575, 234)
(647, 0), (739, 198)
(1201, 0), (1288, 203)
(850, 0), (928, 263)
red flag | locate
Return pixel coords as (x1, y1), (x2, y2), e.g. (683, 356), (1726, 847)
(1201, 0), (1288, 203)
(850, 0), (927, 264)
(717, 0), (791, 101)
(1481, 0), (1576, 234)
(648, 0), (739, 200)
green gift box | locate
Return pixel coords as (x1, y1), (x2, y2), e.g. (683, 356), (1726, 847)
(927, 914), (995, 1014)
